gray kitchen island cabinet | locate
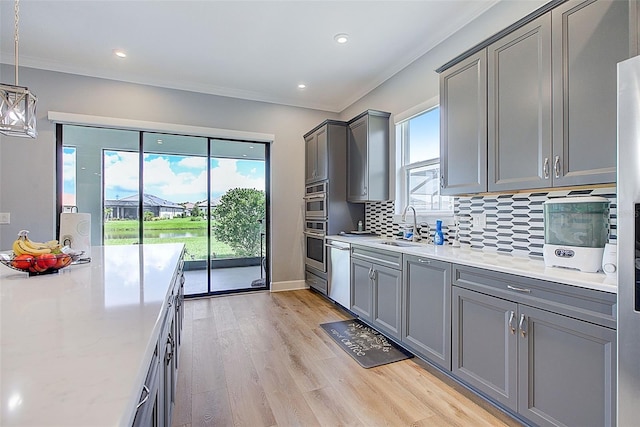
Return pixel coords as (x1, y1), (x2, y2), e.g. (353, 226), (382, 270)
(402, 255), (452, 371)
(350, 245), (402, 340)
(347, 110), (391, 202)
(439, 50), (487, 195)
(452, 264), (616, 427)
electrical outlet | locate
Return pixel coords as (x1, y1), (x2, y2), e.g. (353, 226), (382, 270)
(471, 213), (486, 230)
(0, 212), (9, 224)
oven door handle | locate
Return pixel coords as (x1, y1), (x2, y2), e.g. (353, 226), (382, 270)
(304, 194), (326, 201)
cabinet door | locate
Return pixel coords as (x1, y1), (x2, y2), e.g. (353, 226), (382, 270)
(440, 50), (487, 195)
(315, 126), (328, 182)
(552, 0), (630, 186)
(517, 305), (616, 427)
(347, 116), (368, 202)
(452, 287), (518, 411)
(402, 256), (452, 370)
(304, 132), (317, 183)
(488, 13), (552, 192)
(351, 257), (372, 321)
(372, 263), (402, 340)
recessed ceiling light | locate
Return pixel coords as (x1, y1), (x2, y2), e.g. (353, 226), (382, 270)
(113, 49), (127, 58)
(297, 84), (307, 90)
(334, 33), (349, 44)
(242, 154), (247, 157)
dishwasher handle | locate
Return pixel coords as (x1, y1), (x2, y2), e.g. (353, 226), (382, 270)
(325, 243), (350, 251)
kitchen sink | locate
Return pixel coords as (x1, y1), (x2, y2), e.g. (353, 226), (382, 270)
(379, 240), (421, 247)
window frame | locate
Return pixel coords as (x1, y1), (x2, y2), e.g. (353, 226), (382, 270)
(395, 98), (453, 220)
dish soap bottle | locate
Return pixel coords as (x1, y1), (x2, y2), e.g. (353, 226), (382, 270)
(434, 220), (444, 245)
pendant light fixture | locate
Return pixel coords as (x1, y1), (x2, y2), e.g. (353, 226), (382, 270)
(0, 0), (37, 138)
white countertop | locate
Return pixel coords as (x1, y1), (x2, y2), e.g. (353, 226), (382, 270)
(0, 243), (184, 427)
(327, 235), (617, 294)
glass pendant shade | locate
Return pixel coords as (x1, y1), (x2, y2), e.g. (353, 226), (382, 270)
(0, 83), (37, 138)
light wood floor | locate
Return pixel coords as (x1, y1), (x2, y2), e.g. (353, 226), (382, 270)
(171, 289), (523, 427)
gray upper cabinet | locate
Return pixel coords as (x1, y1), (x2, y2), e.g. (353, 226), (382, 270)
(347, 110), (391, 202)
(304, 126), (328, 184)
(402, 255), (452, 371)
(440, 50), (487, 195)
(551, 0), (631, 187)
(440, 0), (639, 193)
(305, 121), (346, 184)
(488, 14), (552, 192)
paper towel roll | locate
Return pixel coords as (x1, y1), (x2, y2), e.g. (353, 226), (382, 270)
(59, 213), (91, 259)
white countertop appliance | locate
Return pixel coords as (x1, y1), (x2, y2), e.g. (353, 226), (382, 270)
(543, 196), (610, 272)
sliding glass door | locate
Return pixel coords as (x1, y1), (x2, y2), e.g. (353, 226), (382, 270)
(59, 124), (269, 297)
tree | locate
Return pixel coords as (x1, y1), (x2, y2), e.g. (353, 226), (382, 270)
(191, 205), (201, 218)
(211, 188), (265, 257)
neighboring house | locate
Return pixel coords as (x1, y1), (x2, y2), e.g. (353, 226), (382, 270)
(105, 194), (185, 219)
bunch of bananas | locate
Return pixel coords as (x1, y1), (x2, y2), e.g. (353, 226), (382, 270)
(12, 230), (62, 257)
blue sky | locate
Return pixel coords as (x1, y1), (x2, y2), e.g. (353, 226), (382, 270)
(63, 147), (265, 204)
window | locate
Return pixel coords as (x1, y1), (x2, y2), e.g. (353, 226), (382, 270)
(397, 105), (453, 215)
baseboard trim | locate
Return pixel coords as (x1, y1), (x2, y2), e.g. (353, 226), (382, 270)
(270, 279), (308, 292)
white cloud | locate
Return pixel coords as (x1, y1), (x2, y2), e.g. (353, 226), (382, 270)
(178, 157), (207, 169)
(211, 159), (264, 194)
(104, 153), (264, 203)
(63, 150), (76, 182)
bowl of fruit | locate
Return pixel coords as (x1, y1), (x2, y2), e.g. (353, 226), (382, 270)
(0, 230), (84, 276)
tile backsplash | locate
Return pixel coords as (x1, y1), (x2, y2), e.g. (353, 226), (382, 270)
(365, 186), (617, 258)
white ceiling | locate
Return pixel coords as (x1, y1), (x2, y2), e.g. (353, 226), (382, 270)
(0, 0), (501, 113)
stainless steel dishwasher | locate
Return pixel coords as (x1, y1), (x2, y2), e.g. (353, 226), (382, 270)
(325, 239), (351, 310)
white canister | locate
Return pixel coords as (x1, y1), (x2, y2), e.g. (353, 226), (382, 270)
(59, 213), (91, 259)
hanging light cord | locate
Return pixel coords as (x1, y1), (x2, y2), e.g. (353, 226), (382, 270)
(14, 0), (20, 86)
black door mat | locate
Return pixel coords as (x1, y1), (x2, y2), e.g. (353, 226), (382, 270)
(320, 318), (413, 368)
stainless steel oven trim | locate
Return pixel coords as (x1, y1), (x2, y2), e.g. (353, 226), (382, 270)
(304, 231), (326, 272)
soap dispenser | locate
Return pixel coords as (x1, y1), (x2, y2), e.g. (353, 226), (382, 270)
(434, 220), (444, 245)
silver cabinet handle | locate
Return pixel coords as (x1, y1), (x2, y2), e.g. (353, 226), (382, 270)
(136, 385), (150, 410)
(554, 155), (561, 178)
(507, 285), (531, 293)
(519, 314), (527, 338)
(508, 311), (516, 335)
(440, 175), (445, 189)
(418, 258), (431, 264)
(543, 157), (550, 179)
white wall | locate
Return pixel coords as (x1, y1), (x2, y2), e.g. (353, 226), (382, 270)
(0, 66), (336, 284)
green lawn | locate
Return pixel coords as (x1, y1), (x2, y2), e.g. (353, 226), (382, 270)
(104, 218), (235, 259)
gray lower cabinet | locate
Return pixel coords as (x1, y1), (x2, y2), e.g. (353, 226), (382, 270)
(440, 50), (487, 195)
(452, 264), (617, 427)
(517, 305), (616, 427)
(402, 255), (452, 370)
(452, 286), (518, 410)
(350, 245), (402, 340)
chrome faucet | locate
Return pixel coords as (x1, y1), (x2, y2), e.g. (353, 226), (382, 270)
(401, 205), (421, 242)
